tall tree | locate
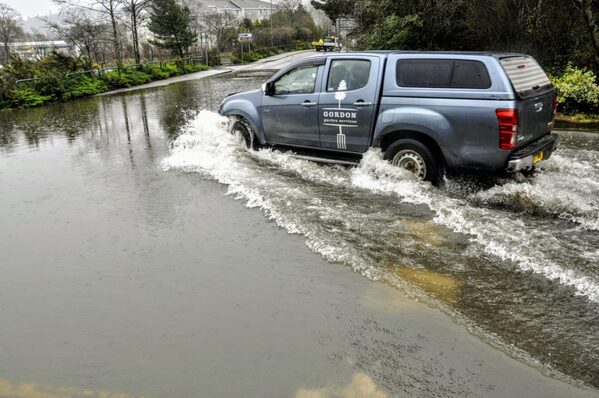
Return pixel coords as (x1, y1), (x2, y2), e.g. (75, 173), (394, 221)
(310, 0), (354, 25)
(54, 0), (124, 68)
(148, 0), (196, 57)
(572, 0), (599, 63)
(121, 0), (150, 64)
(0, 3), (23, 65)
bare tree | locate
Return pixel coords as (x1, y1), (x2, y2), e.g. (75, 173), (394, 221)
(200, 11), (235, 51)
(43, 10), (110, 67)
(121, 0), (150, 64)
(279, 0), (301, 21)
(0, 3), (23, 65)
(53, 0), (124, 68)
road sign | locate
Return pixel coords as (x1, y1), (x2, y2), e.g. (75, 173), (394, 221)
(238, 33), (253, 43)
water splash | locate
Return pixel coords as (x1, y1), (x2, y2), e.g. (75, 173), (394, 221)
(162, 110), (599, 303)
(472, 152), (599, 231)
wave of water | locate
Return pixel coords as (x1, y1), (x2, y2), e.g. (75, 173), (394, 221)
(162, 110), (599, 303)
(471, 151), (599, 231)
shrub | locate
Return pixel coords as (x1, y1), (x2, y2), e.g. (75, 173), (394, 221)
(9, 88), (52, 108)
(163, 62), (181, 76)
(64, 76), (108, 100)
(143, 64), (171, 80)
(102, 70), (131, 89)
(183, 63), (208, 73)
(124, 69), (151, 86)
(33, 70), (66, 100)
(550, 65), (599, 113)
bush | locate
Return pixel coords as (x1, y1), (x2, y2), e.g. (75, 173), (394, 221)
(124, 69), (151, 86)
(64, 76), (108, 100)
(143, 64), (171, 80)
(9, 88), (52, 108)
(163, 62), (181, 76)
(183, 63), (208, 73)
(33, 70), (66, 100)
(102, 70), (131, 89)
(550, 65), (599, 114)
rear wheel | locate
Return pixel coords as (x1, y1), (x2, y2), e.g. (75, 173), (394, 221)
(383, 139), (442, 185)
(229, 117), (257, 150)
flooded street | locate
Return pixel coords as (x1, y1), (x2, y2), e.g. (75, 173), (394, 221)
(1, 69), (598, 397)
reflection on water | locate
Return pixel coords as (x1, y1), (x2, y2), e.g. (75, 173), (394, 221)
(394, 266), (460, 304)
(295, 373), (388, 398)
(0, 377), (147, 398)
(0, 71), (264, 155)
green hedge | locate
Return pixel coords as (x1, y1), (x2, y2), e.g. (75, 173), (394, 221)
(1, 60), (209, 109)
(8, 88), (53, 108)
(64, 76), (108, 100)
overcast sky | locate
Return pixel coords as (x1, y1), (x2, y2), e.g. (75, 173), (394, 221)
(3, 0), (61, 18)
(3, 0), (308, 19)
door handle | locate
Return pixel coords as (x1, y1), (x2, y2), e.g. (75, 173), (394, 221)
(302, 101), (318, 107)
(353, 101), (372, 107)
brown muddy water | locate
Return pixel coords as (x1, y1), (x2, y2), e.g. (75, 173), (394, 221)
(0, 72), (598, 397)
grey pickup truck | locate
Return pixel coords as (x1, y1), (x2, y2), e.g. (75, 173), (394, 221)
(219, 51), (558, 184)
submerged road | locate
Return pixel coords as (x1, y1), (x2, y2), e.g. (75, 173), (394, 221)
(0, 53), (598, 397)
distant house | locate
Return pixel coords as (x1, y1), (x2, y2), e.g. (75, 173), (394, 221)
(196, 0), (278, 21)
(10, 41), (78, 60)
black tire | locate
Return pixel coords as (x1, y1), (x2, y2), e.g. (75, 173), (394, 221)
(383, 138), (443, 185)
(230, 118), (258, 150)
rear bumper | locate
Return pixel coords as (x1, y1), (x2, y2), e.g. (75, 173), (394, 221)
(506, 133), (558, 172)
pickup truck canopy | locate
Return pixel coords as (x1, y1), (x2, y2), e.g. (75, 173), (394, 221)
(499, 56), (552, 99)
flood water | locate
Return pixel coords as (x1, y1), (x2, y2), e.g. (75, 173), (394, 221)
(1, 72), (598, 395)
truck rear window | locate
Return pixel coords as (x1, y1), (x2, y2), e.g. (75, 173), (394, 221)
(500, 56), (552, 98)
(396, 59), (491, 89)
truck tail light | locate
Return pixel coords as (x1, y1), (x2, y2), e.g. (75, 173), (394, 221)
(496, 109), (518, 150)
(552, 96), (559, 121)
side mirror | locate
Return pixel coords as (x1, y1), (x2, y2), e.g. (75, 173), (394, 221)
(263, 81), (275, 96)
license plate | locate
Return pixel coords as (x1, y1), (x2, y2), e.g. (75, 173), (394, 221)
(533, 151), (544, 164)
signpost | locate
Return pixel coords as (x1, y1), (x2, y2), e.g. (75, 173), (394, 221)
(335, 17), (357, 50)
(238, 33), (253, 63)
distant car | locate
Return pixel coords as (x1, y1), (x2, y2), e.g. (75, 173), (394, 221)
(312, 37), (341, 52)
(220, 51), (558, 185)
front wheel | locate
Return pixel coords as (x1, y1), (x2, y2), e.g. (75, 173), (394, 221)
(229, 117), (258, 150)
(383, 139), (442, 185)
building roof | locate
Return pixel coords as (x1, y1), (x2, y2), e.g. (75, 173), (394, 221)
(231, 0), (275, 8)
(11, 41), (70, 47)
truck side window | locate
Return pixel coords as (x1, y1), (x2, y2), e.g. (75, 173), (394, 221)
(451, 60), (491, 89)
(274, 65), (318, 95)
(397, 60), (453, 88)
(327, 60), (371, 92)
(396, 59), (491, 89)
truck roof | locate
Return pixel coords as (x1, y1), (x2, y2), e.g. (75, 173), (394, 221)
(286, 51), (529, 69)
(327, 50), (527, 58)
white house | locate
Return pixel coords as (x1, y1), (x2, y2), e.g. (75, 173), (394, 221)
(195, 0), (278, 21)
(10, 41), (78, 60)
